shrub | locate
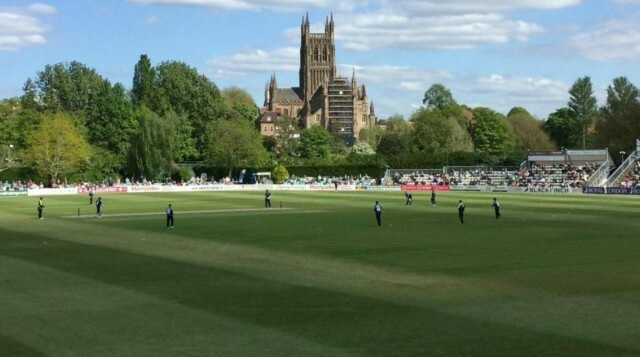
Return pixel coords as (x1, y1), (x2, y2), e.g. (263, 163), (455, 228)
(272, 165), (289, 184)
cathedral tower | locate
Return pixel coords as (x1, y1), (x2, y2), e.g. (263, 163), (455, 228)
(299, 13), (336, 102)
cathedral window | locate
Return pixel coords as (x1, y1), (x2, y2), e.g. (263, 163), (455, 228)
(323, 47), (327, 61)
(314, 47), (318, 61)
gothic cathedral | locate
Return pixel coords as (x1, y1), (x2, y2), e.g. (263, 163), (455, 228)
(259, 14), (376, 143)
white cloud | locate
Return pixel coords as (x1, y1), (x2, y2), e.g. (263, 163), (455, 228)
(146, 15), (160, 24)
(0, 7), (53, 51)
(337, 13), (544, 51)
(26, 3), (57, 15)
(339, 64), (453, 88)
(456, 74), (568, 117)
(206, 47), (299, 78)
(570, 20), (640, 61)
(380, 0), (581, 14)
(127, 0), (367, 12)
(129, 0), (559, 51)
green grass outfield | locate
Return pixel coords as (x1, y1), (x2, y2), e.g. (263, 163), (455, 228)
(1, 190), (639, 356)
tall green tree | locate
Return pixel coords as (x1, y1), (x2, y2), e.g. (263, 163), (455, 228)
(568, 76), (598, 149)
(86, 82), (136, 156)
(594, 77), (640, 157)
(205, 119), (267, 178)
(422, 83), (457, 110)
(471, 107), (513, 162)
(127, 107), (177, 180)
(132, 54), (157, 108)
(154, 61), (226, 156)
(543, 108), (581, 149)
(23, 112), (91, 182)
(298, 125), (333, 159)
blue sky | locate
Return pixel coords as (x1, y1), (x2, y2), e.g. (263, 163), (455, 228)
(1, 0), (640, 120)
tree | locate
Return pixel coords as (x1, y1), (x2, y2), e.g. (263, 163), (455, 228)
(410, 107), (472, 155)
(127, 107), (177, 180)
(223, 86), (258, 123)
(377, 131), (407, 157)
(272, 165), (289, 184)
(271, 116), (300, 158)
(543, 108), (581, 149)
(0, 99), (20, 172)
(594, 77), (640, 157)
(23, 112), (91, 182)
(86, 82), (136, 156)
(386, 114), (411, 136)
(205, 119), (267, 178)
(471, 107), (513, 162)
(507, 112), (555, 155)
(602, 77), (639, 117)
(21, 61), (135, 165)
(24, 61), (106, 113)
(358, 125), (384, 148)
(411, 108), (451, 154)
(132, 54), (157, 108)
(422, 83), (457, 110)
(350, 141), (375, 156)
(507, 106), (530, 118)
(298, 125), (333, 159)
(377, 114), (412, 156)
(154, 61), (227, 156)
(568, 76), (598, 149)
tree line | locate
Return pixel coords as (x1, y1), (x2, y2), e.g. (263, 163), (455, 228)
(1, 54), (639, 184)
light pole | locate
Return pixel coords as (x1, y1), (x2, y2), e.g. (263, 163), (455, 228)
(620, 151), (626, 164)
(8, 144), (13, 162)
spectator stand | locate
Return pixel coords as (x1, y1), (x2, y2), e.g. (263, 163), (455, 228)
(446, 165), (520, 187)
(383, 168), (446, 186)
(607, 139), (640, 187)
(527, 149), (612, 188)
(384, 166), (522, 187)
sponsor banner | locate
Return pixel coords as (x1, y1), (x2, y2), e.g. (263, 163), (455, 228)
(276, 185), (309, 191)
(127, 185), (162, 193)
(491, 186), (509, 193)
(337, 185), (356, 191)
(517, 187), (572, 193)
(28, 187), (80, 196)
(401, 185), (450, 191)
(605, 187), (640, 195)
(77, 186), (128, 194)
(582, 187), (606, 194)
(185, 185), (225, 191)
(0, 190), (28, 196)
(128, 185), (227, 193)
(223, 184), (272, 191)
(309, 184), (339, 191)
(358, 185), (402, 191)
(449, 185), (483, 191)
